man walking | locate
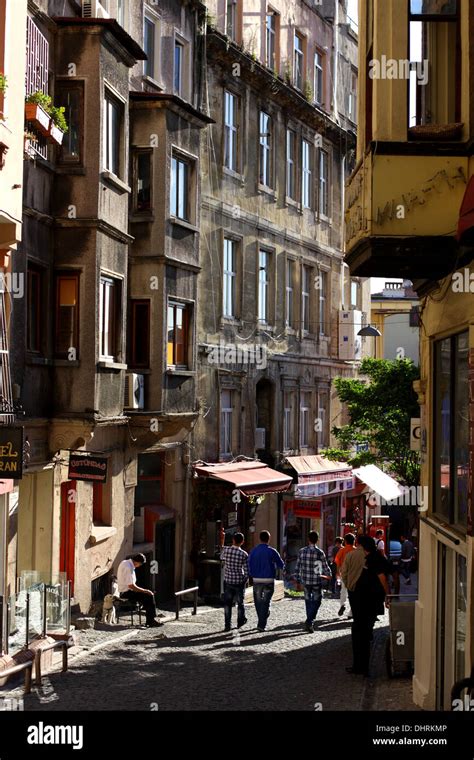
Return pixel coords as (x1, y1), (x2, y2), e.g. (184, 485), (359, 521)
(296, 530), (332, 633)
(117, 553), (162, 627)
(328, 537), (343, 596)
(400, 534), (415, 585)
(248, 531), (284, 632)
(220, 532), (249, 632)
(335, 532), (355, 617)
(342, 535), (390, 676)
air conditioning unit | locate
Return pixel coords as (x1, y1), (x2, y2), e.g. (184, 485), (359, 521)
(124, 373), (145, 410)
(255, 428), (266, 449)
(82, 0), (110, 18)
(339, 310), (362, 361)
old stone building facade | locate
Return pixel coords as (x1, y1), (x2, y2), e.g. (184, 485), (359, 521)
(0, 0), (367, 629)
(193, 0), (369, 558)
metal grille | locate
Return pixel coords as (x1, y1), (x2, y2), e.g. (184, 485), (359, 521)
(25, 17), (49, 160)
(25, 17), (49, 97)
(0, 290), (14, 424)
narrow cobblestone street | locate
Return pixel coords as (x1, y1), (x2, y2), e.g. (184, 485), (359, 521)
(1, 595), (418, 712)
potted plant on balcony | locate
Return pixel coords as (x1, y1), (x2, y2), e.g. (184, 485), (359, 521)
(25, 92), (52, 137)
(0, 74), (7, 94)
(48, 105), (68, 145)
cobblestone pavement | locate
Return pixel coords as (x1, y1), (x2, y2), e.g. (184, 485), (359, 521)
(0, 593), (420, 712)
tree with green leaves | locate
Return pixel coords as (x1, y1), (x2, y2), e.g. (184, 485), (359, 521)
(323, 358), (420, 486)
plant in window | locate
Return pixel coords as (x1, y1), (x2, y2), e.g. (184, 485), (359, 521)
(49, 105), (68, 133)
(25, 92), (69, 144)
(304, 78), (313, 103)
(0, 74), (7, 94)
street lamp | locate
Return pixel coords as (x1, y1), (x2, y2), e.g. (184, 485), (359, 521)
(357, 325), (382, 337)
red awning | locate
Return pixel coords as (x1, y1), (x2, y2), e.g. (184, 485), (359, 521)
(457, 175), (474, 243)
(284, 455), (352, 483)
(193, 461), (292, 497)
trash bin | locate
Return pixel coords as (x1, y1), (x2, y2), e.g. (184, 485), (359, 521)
(386, 594), (417, 677)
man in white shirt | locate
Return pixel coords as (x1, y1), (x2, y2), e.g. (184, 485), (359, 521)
(117, 553), (162, 627)
(375, 530), (386, 558)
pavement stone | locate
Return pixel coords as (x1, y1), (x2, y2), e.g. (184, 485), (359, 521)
(0, 595), (420, 712)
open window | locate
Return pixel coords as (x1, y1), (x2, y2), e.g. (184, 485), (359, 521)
(408, 0), (460, 135)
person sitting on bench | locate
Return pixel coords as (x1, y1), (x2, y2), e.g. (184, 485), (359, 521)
(117, 553), (162, 627)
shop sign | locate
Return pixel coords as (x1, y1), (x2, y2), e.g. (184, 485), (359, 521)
(0, 427), (24, 479)
(68, 453), (108, 483)
(295, 478), (353, 497)
(297, 469), (352, 485)
(287, 500), (322, 519)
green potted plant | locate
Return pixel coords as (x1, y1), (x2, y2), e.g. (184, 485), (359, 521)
(0, 74), (7, 94)
(48, 105), (68, 145)
(25, 92), (52, 136)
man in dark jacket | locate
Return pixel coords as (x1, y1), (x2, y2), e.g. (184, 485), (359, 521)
(346, 535), (390, 676)
(248, 531), (284, 632)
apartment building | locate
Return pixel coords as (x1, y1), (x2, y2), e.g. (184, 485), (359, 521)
(193, 0), (370, 561)
(345, 0), (473, 709)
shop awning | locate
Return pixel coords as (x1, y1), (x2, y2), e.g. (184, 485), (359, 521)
(457, 175), (474, 245)
(352, 464), (405, 502)
(284, 455), (352, 483)
(193, 461), (292, 497)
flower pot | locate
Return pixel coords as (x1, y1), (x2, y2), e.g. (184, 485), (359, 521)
(48, 122), (64, 145)
(25, 102), (50, 137)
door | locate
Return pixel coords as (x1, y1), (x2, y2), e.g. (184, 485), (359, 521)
(154, 521), (175, 603)
(60, 481), (76, 595)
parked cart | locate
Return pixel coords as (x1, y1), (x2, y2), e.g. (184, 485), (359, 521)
(385, 594), (417, 678)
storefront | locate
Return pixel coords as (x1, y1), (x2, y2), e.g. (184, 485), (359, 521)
(281, 456), (354, 585)
(192, 460), (292, 597)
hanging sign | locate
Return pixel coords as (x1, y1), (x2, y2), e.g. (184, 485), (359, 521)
(0, 427), (24, 479)
(68, 453), (108, 483)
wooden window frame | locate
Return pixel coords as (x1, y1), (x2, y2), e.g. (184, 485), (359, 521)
(56, 80), (85, 167)
(167, 300), (191, 369)
(54, 271), (80, 360)
(99, 275), (121, 362)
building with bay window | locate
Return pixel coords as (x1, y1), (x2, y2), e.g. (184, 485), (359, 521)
(345, 0), (473, 710)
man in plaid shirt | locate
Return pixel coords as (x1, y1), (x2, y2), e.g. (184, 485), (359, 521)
(220, 532), (249, 632)
(296, 530), (331, 632)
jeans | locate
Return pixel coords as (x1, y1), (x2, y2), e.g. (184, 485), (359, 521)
(339, 580), (351, 611)
(330, 563), (338, 595)
(120, 590), (156, 625)
(223, 582), (246, 629)
(303, 585), (322, 625)
(252, 582), (274, 629)
(401, 560), (411, 579)
(348, 590), (377, 675)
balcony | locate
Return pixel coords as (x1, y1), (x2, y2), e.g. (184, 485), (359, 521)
(344, 150), (469, 280)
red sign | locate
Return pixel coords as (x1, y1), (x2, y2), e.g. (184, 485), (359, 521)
(286, 499), (322, 519)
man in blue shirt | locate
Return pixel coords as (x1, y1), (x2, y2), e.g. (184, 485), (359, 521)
(248, 530), (285, 632)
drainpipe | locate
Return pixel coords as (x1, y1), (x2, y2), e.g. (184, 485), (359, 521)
(332, 0), (340, 123)
(181, 444), (191, 589)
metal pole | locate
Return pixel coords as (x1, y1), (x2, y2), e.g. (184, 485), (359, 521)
(193, 589), (197, 616)
(42, 584), (47, 638)
(25, 592), (30, 649)
(5, 598), (9, 654)
(66, 580), (71, 634)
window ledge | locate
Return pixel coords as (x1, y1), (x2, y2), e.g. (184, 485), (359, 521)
(55, 166), (86, 175)
(285, 196), (298, 208)
(223, 166), (245, 183)
(101, 171), (131, 194)
(285, 327), (297, 335)
(256, 323), (274, 334)
(143, 75), (164, 91)
(318, 213), (331, 225)
(166, 368), (196, 377)
(128, 368), (151, 374)
(27, 356), (51, 366)
(257, 184), (277, 201)
(221, 317), (242, 327)
(54, 360), (80, 367)
(169, 217), (199, 233)
(131, 213), (155, 223)
(89, 525), (117, 545)
(97, 361), (128, 370)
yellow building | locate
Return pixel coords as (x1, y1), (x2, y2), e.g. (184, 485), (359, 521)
(371, 280), (420, 363)
(346, 0), (473, 710)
